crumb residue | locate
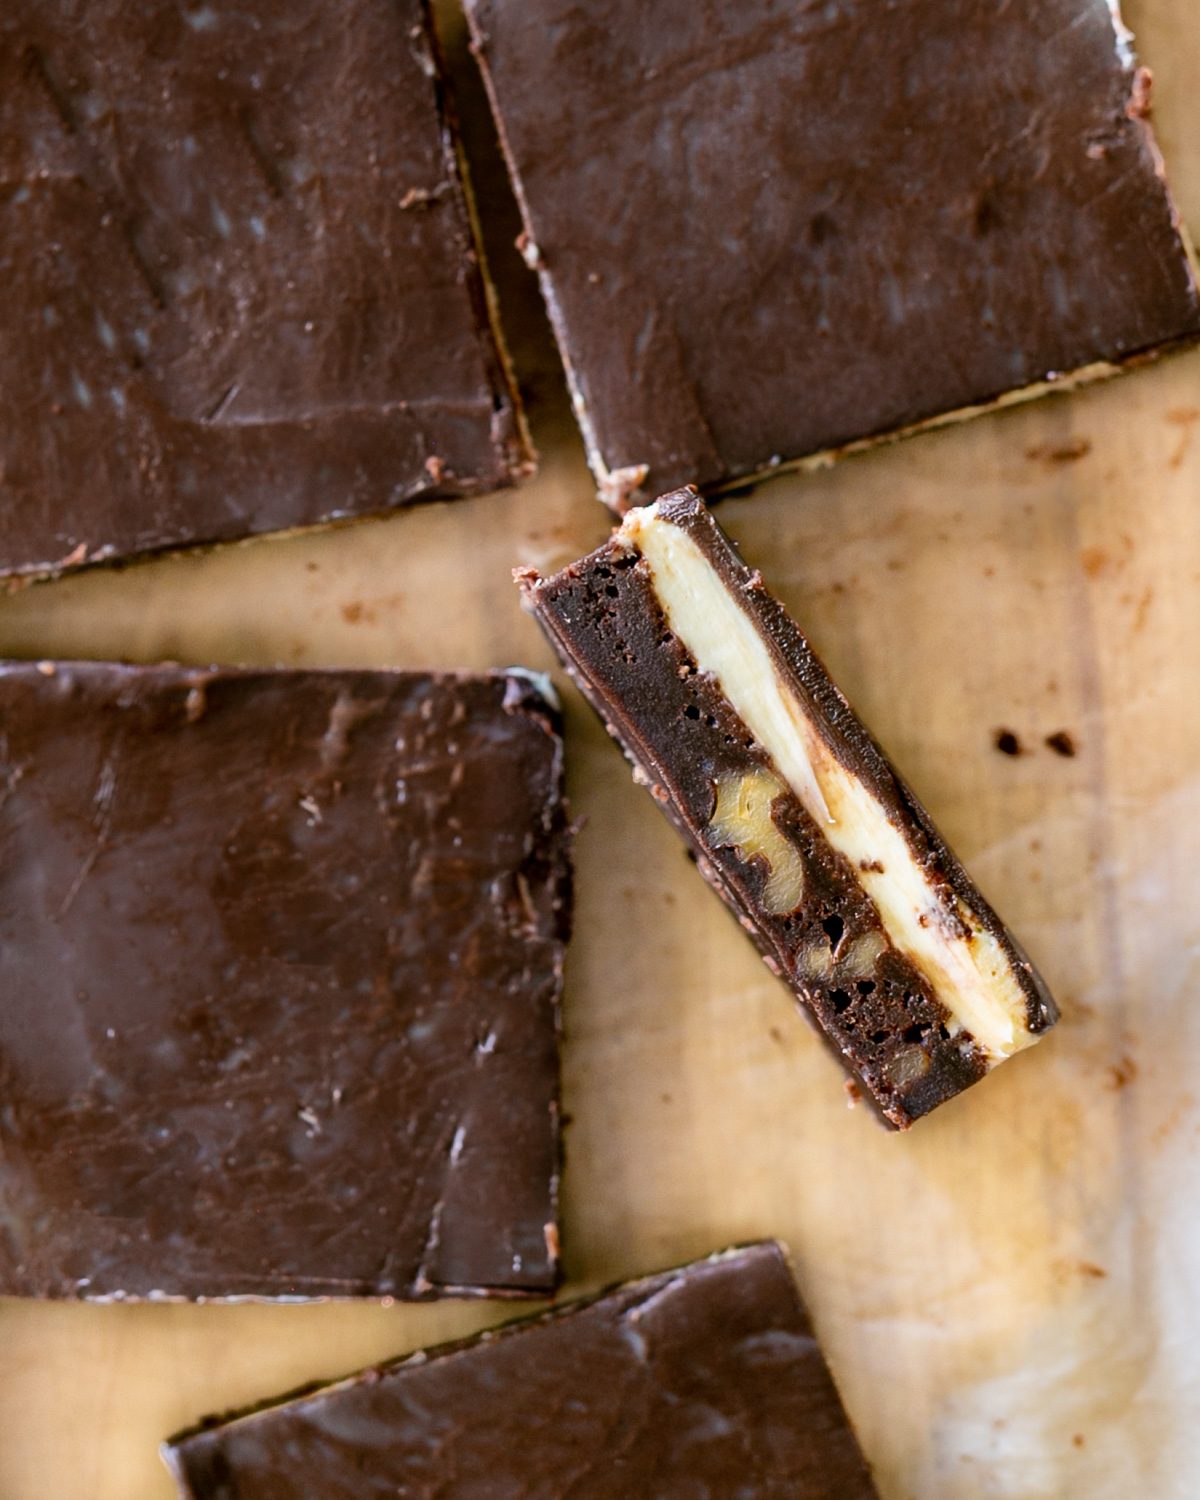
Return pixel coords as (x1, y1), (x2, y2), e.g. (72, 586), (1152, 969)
(1027, 437), (1092, 464)
(1045, 730), (1078, 758)
(1083, 534), (1135, 578)
(1167, 406), (1199, 469)
(339, 595), (402, 627)
(1053, 1258), (1108, 1284)
(1081, 546), (1108, 578)
(1106, 1055), (1139, 1091)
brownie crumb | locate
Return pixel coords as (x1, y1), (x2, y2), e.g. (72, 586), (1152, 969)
(1045, 730), (1077, 757)
(994, 729), (1022, 757)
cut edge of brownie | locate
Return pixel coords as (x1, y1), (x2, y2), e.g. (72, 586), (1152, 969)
(423, 0), (537, 492)
(696, 341), (1197, 512)
(159, 1241), (835, 1464)
(462, 0), (613, 497)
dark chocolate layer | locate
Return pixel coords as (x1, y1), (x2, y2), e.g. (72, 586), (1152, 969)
(468, 0), (1200, 504)
(0, 664), (570, 1299)
(0, 0), (530, 578)
(520, 490), (1056, 1127)
(164, 1241), (879, 1500)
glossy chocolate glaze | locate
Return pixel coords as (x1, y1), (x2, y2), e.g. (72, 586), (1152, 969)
(467, 0), (1200, 504)
(520, 490), (1056, 1127)
(0, 664), (570, 1299)
(0, 0), (530, 579)
(164, 1242), (879, 1500)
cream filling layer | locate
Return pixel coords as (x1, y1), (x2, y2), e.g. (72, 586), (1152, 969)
(622, 503), (1035, 1063)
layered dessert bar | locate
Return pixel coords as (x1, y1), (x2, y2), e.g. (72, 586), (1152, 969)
(0, 0), (531, 577)
(0, 664), (570, 1298)
(519, 490), (1056, 1126)
(164, 1242), (879, 1499)
(467, 0), (1200, 507)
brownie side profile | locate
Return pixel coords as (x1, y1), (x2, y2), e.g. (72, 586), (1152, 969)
(468, 0), (1200, 505)
(519, 490), (1056, 1127)
(163, 1242), (879, 1500)
(0, 0), (531, 578)
(0, 664), (570, 1299)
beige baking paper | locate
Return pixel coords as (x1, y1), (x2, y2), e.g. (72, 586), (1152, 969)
(2, 2), (1200, 1496)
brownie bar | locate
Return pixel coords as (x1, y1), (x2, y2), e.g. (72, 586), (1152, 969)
(519, 490), (1056, 1127)
(0, 663), (570, 1299)
(163, 1241), (879, 1499)
(467, 0), (1200, 507)
(0, 0), (531, 578)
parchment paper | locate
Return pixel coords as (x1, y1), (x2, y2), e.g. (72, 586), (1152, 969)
(1, 1), (1198, 1495)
